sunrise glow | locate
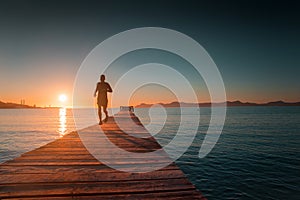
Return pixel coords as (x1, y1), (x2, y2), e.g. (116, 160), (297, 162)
(58, 94), (67, 103)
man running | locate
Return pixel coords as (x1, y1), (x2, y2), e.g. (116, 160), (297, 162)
(94, 75), (113, 125)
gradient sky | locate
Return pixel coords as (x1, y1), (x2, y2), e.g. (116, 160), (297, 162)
(0, 0), (299, 107)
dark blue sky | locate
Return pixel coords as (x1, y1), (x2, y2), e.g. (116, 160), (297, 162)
(0, 0), (299, 105)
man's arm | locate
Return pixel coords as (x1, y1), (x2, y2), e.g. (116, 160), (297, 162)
(107, 83), (113, 93)
(94, 83), (98, 97)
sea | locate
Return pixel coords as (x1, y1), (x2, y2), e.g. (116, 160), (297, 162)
(0, 106), (299, 199)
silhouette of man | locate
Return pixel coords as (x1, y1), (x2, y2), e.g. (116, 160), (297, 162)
(94, 75), (112, 125)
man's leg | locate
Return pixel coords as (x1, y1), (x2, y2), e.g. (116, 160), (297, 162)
(103, 105), (108, 122)
(98, 106), (102, 125)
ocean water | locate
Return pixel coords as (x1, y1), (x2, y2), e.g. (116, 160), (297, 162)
(0, 107), (299, 199)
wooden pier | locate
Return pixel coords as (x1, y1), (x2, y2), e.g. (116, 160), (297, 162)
(0, 111), (206, 199)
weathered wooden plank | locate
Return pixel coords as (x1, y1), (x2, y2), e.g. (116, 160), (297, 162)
(0, 164), (179, 175)
(0, 178), (195, 198)
(0, 189), (204, 200)
(0, 169), (186, 184)
(14, 154), (170, 161)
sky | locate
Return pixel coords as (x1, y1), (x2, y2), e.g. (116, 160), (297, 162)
(0, 0), (299, 107)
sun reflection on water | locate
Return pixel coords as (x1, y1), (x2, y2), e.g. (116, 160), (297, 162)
(59, 107), (67, 137)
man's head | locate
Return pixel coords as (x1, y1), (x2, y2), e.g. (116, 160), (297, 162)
(100, 75), (105, 82)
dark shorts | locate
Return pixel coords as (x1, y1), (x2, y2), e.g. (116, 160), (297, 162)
(97, 98), (108, 107)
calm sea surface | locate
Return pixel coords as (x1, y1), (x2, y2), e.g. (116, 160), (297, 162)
(0, 107), (299, 199)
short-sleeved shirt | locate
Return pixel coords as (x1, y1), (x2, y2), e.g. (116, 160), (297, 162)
(96, 82), (112, 106)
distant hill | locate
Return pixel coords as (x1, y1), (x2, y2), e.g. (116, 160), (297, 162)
(0, 100), (36, 109)
(136, 100), (300, 108)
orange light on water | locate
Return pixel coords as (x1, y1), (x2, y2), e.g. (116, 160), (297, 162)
(59, 107), (67, 137)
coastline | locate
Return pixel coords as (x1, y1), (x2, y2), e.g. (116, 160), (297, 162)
(136, 100), (300, 108)
(1, 100), (300, 109)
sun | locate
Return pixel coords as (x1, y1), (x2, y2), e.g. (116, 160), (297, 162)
(58, 94), (67, 102)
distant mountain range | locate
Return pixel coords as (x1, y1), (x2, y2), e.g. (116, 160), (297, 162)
(0, 101), (35, 109)
(0, 101), (63, 109)
(136, 100), (300, 108)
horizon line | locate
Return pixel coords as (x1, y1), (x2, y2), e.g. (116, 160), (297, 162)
(2, 99), (300, 109)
